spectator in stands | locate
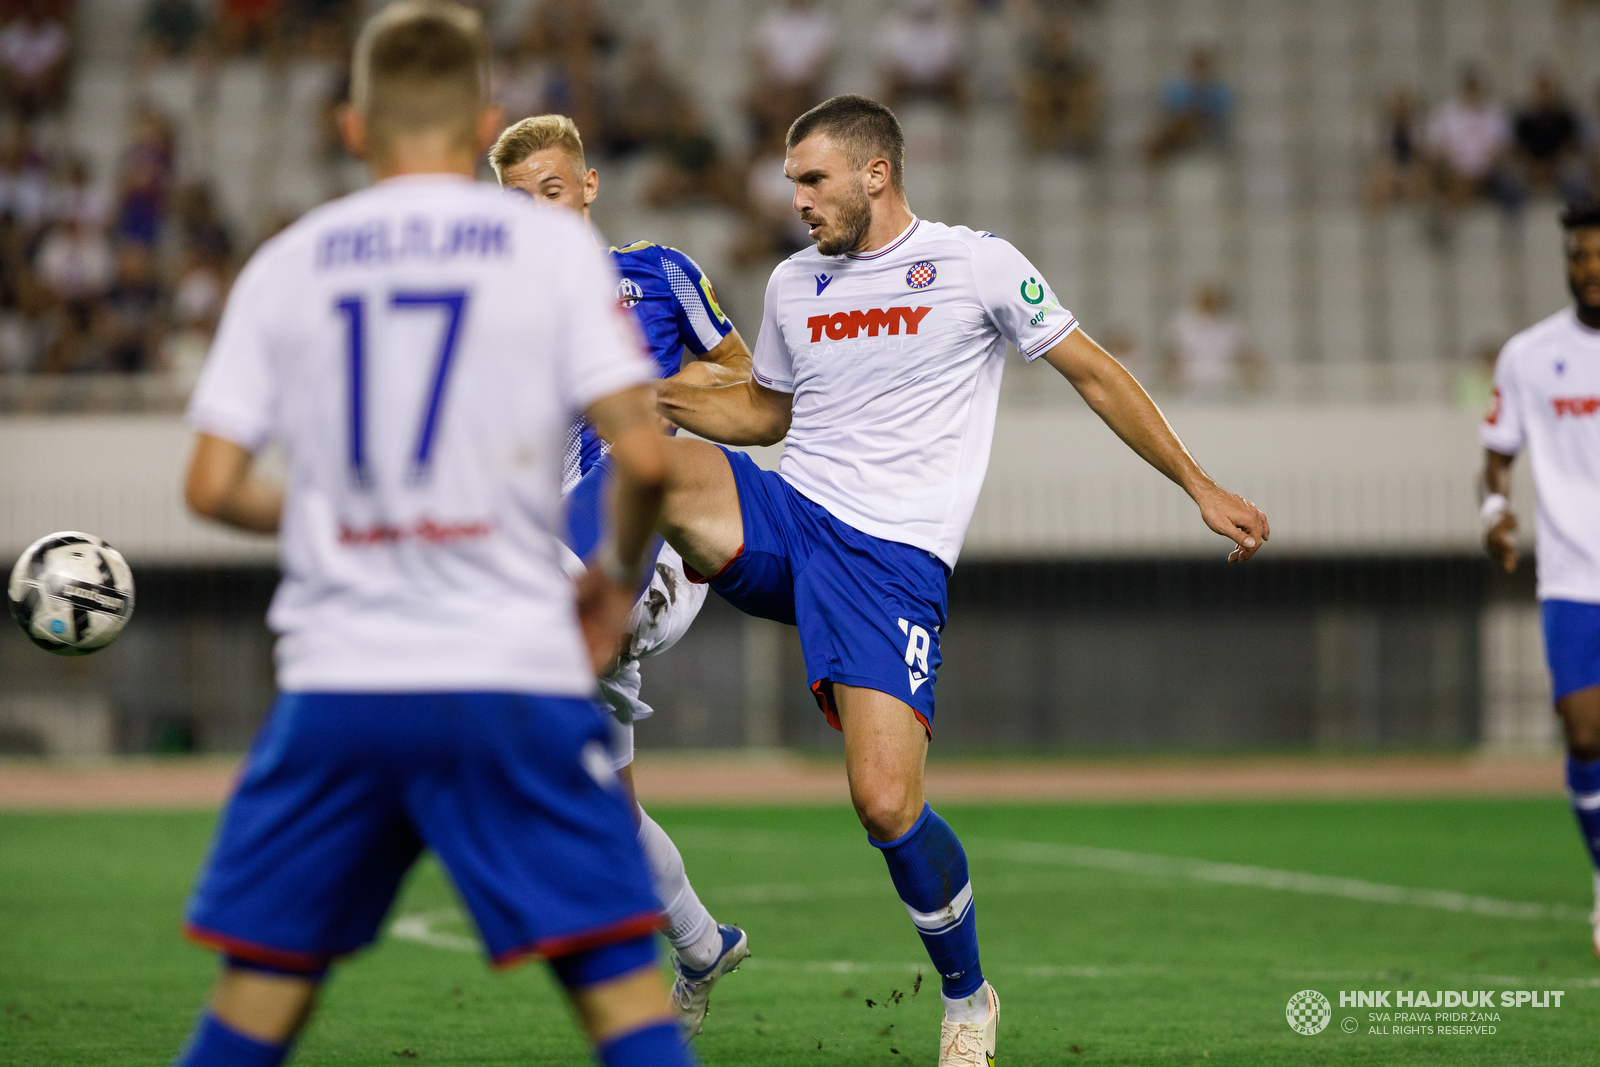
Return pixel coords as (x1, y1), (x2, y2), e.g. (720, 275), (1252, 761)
(0, 212), (43, 374)
(1166, 283), (1255, 401)
(1018, 16), (1098, 155)
(35, 216), (112, 373)
(1425, 66), (1513, 209)
(164, 246), (223, 386)
(0, 126), (48, 232)
(1507, 68), (1589, 205)
(1367, 88), (1429, 209)
(47, 157), (109, 230)
(96, 242), (163, 373)
(878, 0), (969, 115)
(216, 0), (280, 57)
(642, 97), (735, 209)
(493, 38), (550, 126)
(114, 107), (175, 246)
(1145, 48), (1232, 165)
(521, 0), (616, 147)
(141, 0), (207, 62)
(283, 0), (352, 59)
(731, 127), (809, 268)
(747, 0), (835, 144)
(0, 0), (69, 119)
(173, 182), (232, 267)
(604, 38), (687, 157)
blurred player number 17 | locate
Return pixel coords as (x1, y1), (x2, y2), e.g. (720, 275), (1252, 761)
(335, 290), (470, 487)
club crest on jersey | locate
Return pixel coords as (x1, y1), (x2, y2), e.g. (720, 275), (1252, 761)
(1020, 276), (1046, 304)
(906, 261), (937, 289)
(616, 277), (643, 308)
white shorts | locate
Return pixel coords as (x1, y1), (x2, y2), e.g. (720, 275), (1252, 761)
(596, 542), (708, 771)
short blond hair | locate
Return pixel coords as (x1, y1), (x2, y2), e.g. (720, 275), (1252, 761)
(489, 114), (586, 180)
(351, 0), (489, 152)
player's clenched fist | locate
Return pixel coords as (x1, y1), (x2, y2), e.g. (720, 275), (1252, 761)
(1195, 484), (1270, 562)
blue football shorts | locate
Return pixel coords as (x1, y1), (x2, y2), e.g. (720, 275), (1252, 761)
(1541, 599), (1600, 701)
(688, 446), (949, 736)
(184, 691), (660, 971)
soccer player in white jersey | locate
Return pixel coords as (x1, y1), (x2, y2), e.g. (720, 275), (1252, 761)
(653, 95), (1271, 1065)
(490, 113), (751, 1034)
(1481, 201), (1600, 959)
(168, 7), (696, 1067)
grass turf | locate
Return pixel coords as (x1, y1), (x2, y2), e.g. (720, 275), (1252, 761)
(0, 798), (1596, 1066)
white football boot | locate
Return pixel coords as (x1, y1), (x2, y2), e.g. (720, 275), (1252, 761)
(670, 924), (750, 1038)
(938, 983), (999, 1066)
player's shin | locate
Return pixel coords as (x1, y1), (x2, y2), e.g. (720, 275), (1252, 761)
(553, 936), (695, 1065)
(1567, 754), (1600, 876)
(870, 803), (987, 1019)
(637, 807), (722, 969)
(173, 957), (322, 1065)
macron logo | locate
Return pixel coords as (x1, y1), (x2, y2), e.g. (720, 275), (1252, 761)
(815, 273), (832, 295)
(1553, 396), (1600, 418)
(807, 306), (932, 342)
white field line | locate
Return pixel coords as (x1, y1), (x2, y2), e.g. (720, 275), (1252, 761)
(667, 827), (1590, 925)
(966, 839), (1593, 924)
(382, 913), (1600, 989)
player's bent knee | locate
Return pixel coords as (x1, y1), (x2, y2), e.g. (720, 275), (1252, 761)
(852, 788), (923, 843)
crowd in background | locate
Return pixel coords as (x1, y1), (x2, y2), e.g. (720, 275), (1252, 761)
(3, 0), (1600, 389)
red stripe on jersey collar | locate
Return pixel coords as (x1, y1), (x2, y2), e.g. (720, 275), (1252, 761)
(846, 218), (920, 260)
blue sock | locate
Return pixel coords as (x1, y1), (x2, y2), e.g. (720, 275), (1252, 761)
(596, 1021), (696, 1066)
(1568, 755), (1600, 872)
(173, 1013), (290, 1067)
(870, 803), (985, 999)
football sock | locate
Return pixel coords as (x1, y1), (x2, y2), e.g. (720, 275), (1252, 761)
(595, 1020), (697, 1066)
(942, 984), (994, 1025)
(637, 807), (720, 970)
(870, 802), (985, 1001)
(1567, 755), (1600, 873)
(172, 1013), (291, 1067)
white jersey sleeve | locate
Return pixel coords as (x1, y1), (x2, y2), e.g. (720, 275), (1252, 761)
(1480, 340), (1526, 455)
(969, 234), (1078, 361)
(557, 236), (653, 411)
(751, 262), (796, 393)
(187, 252), (280, 451)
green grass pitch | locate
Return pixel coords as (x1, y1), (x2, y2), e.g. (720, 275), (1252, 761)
(2, 797), (1596, 1065)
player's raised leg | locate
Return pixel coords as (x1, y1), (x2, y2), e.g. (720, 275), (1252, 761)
(656, 436), (745, 581)
(834, 683), (998, 1065)
(1555, 682), (1600, 956)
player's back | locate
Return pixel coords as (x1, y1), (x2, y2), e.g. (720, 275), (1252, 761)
(188, 174), (648, 695)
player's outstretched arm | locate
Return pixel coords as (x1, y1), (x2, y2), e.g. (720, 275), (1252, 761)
(1041, 329), (1270, 562)
(669, 328), (754, 390)
(656, 372), (792, 448)
(1481, 448), (1519, 573)
(579, 384), (668, 670)
(184, 433), (283, 534)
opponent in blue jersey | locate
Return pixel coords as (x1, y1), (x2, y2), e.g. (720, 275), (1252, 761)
(491, 113), (752, 1038)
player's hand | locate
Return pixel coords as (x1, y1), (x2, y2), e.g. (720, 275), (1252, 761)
(1196, 484), (1270, 562)
(574, 567), (634, 674)
(1486, 512), (1519, 573)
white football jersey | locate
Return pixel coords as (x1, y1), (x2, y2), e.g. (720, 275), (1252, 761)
(1481, 307), (1600, 604)
(752, 218), (1076, 566)
(187, 174), (653, 693)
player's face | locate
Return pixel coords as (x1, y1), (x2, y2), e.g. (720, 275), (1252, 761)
(500, 148), (598, 216)
(1568, 228), (1600, 312)
(785, 134), (872, 257)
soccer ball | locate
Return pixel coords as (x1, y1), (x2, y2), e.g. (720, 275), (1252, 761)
(8, 531), (136, 656)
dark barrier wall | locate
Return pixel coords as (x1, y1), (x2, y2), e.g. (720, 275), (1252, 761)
(0, 558), (1534, 755)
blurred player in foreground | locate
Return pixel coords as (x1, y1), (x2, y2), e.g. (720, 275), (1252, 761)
(1481, 201), (1600, 959)
(653, 94), (1270, 1066)
(171, 6), (695, 1066)
(490, 113), (751, 1035)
